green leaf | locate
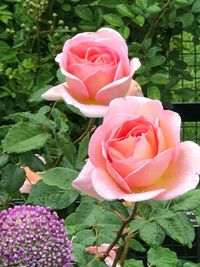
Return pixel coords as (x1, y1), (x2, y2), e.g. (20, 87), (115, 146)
(0, 154), (9, 168)
(1, 164), (26, 193)
(183, 262), (200, 267)
(125, 259), (144, 267)
(0, 41), (17, 62)
(139, 222), (165, 247)
(75, 202), (103, 228)
(75, 229), (96, 246)
(76, 133), (89, 169)
(118, 26), (130, 39)
(150, 73), (168, 85)
(148, 55), (166, 67)
(56, 69), (65, 83)
(156, 213), (195, 247)
(88, 261), (107, 267)
(41, 167), (78, 190)
(192, 1), (200, 13)
(103, 14), (124, 27)
(27, 180), (79, 209)
(19, 152), (45, 172)
(75, 6), (93, 21)
(116, 4), (133, 17)
(133, 15), (145, 27)
(147, 247), (179, 267)
(170, 189), (200, 211)
(3, 123), (50, 153)
(130, 218), (146, 232)
(28, 85), (52, 103)
(64, 213), (76, 235)
(72, 243), (88, 265)
(101, 200), (129, 218)
(136, 0), (148, 9)
(129, 239), (146, 252)
(147, 86), (161, 100)
(177, 13), (194, 28)
(94, 7), (103, 26)
(147, 5), (162, 14)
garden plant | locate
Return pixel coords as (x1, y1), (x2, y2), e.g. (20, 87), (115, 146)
(1, 0), (200, 266)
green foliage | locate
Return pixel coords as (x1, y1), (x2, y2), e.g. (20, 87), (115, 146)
(1, 0), (200, 266)
(147, 247), (179, 267)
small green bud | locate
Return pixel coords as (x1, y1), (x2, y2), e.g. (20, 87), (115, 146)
(52, 12), (57, 17)
(25, 27), (30, 32)
(48, 20), (53, 24)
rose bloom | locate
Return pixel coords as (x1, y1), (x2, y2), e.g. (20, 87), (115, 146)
(42, 28), (142, 118)
(73, 97), (200, 201)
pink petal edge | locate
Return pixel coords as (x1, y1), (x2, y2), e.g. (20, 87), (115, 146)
(154, 141), (200, 200)
(91, 167), (165, 202)
(72, 160), (101, 198)
(42, 83), (108, 118)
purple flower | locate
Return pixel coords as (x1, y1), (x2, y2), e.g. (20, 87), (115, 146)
(0, 205), (73, 266)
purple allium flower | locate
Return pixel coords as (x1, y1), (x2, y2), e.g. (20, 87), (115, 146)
(0, 205), (73, 267)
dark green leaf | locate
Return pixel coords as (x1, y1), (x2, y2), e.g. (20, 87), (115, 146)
(0, 154), (9, 168)
(3, 123), (50, 153)
(1, 164), (25, 193)
(56, 69), (65, 83)
(75, 6), (93, 21)
(129, 239), (146, 252)
(125, 259), (144, 267)
(41, 167), (78, 189)
(19, 152), (45, 172)
(103, 14), (124, 27)
(147, 247), (179, 267)
(139, 222), (165, 247)
(27, 180), (79, 209)
(116, 4), (132, 17)
(76, 133), (89, 169)
(170, 189), (200, 211)
(156, 213), (195, 247)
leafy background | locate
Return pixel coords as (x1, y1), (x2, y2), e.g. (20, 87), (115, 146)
(1, 0), (200, 266)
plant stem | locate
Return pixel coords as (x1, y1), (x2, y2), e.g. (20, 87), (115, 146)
(101, 203), (138, 264)
(120, 232), (134, 266)
(73, 118), (96, 144)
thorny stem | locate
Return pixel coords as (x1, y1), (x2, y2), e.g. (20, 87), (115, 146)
(120, 232), (135, 266)
(101, 203), (138, 265)
(73, 118), (96, 144)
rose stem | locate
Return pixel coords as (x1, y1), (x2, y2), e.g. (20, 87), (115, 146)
(101, 203), (138, 264)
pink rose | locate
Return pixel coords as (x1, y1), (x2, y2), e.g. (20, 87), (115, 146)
(72, 97), (200, 201)
(42, 28), (142, 118)
(86, 244), (121, 267)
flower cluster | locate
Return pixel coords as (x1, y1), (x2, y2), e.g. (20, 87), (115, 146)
(0, 205), (73, 267)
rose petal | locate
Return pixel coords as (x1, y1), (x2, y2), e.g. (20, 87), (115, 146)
(83, 68), (116, 99)
(72, 160), (100, 198)
(95, 58), (141, 104)
(153, 141), (200, 200)
(89, 114), (135, 167)
(124, 148), (174, 188)
(41, 84), (64, 101)
(159, 110), (181, 160)
(59, 67), (90, 101)
(91, 167), (165, 201)
(104, 97), (150, 122)
(95, 75), (133, 104)
(125, 80), (143, 97)
(95, 27), (128, 54)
